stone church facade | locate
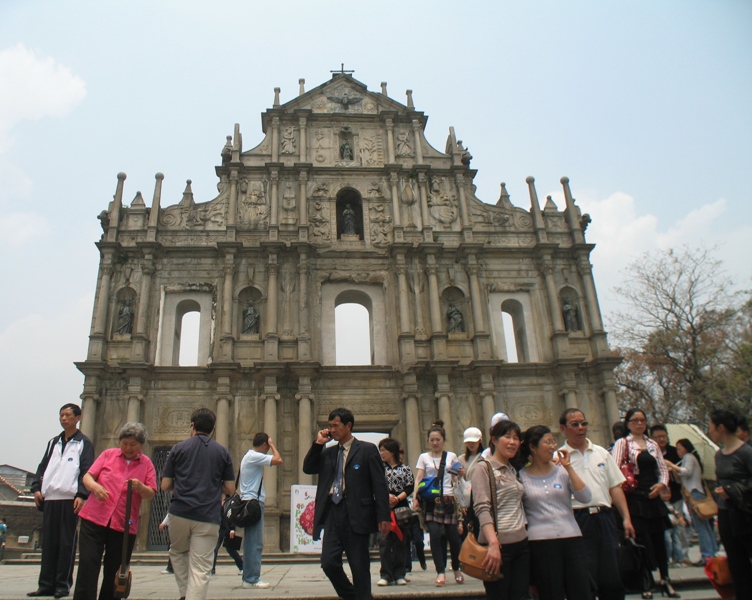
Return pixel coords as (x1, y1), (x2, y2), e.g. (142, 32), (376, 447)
(76, 72), (621, 551)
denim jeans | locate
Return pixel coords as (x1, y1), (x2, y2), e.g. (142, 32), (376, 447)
(664, 525), (685, 563)
(689, 490), (718, 559)
(242, 502), (264, 584)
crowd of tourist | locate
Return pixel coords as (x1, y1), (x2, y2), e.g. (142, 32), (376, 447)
(21, 402), (752, 600)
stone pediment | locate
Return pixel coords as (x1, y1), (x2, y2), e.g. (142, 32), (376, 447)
(279, 75), (409, 116)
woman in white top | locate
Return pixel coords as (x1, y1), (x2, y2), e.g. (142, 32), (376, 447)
(413, 420), (462, 586)
(519, 425), (592, 600)
(665, 438), (719, 560)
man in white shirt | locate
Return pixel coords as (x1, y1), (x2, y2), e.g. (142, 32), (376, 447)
(238, 433), (282, 589)
(560, 408), (635, 600)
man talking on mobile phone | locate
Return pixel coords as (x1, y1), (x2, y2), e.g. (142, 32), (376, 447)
(303, 407), (390, 600)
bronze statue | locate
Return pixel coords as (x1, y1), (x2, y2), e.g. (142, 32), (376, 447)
(562, 299), (579, 332)
(340, 140), (354, 161)
(115, 299), (134, 335)
(447, 303), (465, 333)
(342, 204), (356, 235)
(243, 300), (260, 334)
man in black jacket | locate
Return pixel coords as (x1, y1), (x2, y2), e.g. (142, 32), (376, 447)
(303, 408), (390, 600)
(28, 403), (94, 599)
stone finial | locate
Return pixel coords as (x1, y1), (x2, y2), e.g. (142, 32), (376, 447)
(179, 179), (194, 207)
(381, 82), (388, 96)
(496, 182), (513, 209)
(299, 79), (305, 95)
(406, 89), (414, 109)
(221, 135), (232, 164)
(131, 191), (145, 207)
(273, 87), (281, 107)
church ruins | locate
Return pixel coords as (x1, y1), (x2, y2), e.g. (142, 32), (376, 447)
(76, 71), (621, 550)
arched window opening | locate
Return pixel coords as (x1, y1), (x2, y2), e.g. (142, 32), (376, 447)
(501, 299), (528, 363)
(173, 299), (201, 366)
(501, 312), (519, 363)
(336, 188), (363, 240)
(335, 303), (371, 365)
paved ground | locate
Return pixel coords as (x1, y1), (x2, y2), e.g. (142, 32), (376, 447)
(0, 548), (716, 600)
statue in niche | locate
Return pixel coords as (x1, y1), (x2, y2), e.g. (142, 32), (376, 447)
(396, 131), (413, 156)
(562, 298), (580, 332)
(342, 204), (356, 235)
(447, 303), (465, 333)
(280, 126), (296, 154)
(115, 299), (134, 335)
(243, 301), (260, 334)
(340, 139), (354, 161)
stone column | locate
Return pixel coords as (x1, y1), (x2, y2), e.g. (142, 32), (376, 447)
(417, 171), (432, 242)
(541, 259), (570, 358)
(435, 373), (454, 449)
(396, 258), (415, 363)
(426, 256), (443, 335)
(271, 116), (280, 162)
(565, 389), (578, 409)
(298, 116), (307, 162)
(220, 253), (235, 361)
(131, 258), (153, 363)
(297, 249), (311, 360)
(466, 257), (486, 333)
(604, 388), (620, 430)
(126, 376), (143, 423)
(479, 373), (496, 432)
(578, 260), (604, 332)
(227, 171), (238, 240)
(385, 118), (396, 164)
(455, 172), (471, 234)
(412, 119), (423, 163)
(89, 260), (114, 361)
(298, 170), (308, 227)
(388, 171), (402, 229)
(263, 392), (280, 507)
(79, 393), (99, 440)
(296, 376), (314, 485)
(403, 372), (421, 468)
(265, 256), (279, 360)
(215, 397), (230, 448)
(269, 170), (279, 228)
(146, 172), (163, 242)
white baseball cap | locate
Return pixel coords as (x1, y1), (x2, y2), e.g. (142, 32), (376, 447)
(490, 412), (510, 427)
(463, 427), (483, 443)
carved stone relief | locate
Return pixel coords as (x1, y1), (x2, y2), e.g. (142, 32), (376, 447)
(159, 185), (229, 230)
(281, 182), (297, 225)
(238, 179), (269, 230)
(428, 177), (458, 227)
(395, 130), (414, 157)
(369, 200), (393, 247)
(154, 403), (205, 434)
(308, 199), (332, 245)
(280, 126), (296, 155)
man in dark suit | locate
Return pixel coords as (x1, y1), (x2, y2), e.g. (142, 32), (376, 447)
(303, 408), (390, 600)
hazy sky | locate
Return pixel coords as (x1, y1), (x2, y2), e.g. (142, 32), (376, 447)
(1, 1), (750, 472)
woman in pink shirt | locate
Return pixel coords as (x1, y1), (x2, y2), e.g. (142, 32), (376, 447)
(73, 423), (156, 600)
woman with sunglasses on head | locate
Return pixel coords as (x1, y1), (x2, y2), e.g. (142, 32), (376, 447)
(519, 425), (591, 600)
(412, 420), (463, 587)
(664, 438), (718, 563)
(471, 419), (529, 600)
(708, 408), (752, 600)
(612, 409), (678, 599)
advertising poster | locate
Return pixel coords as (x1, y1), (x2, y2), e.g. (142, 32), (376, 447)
(290, 484), (322, 553)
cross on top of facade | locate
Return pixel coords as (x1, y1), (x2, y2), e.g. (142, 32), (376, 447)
(330, 63), (354, 76)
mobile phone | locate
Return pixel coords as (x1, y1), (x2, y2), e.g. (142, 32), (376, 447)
(325, 430), (333, 439)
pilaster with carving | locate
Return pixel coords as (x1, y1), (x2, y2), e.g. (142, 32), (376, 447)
(265, 256), (279, 360)
(296, 376), (314, 485)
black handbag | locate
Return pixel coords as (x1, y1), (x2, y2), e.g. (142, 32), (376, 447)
(223, 472), (263, 528)
(618, 538), (655, 593)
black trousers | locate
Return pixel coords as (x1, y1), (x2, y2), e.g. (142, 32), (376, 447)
(377, 528), (406, 582)
(575, 508), (625, 600)
(212, 528), (243, 571)
(38, 499), (78, 594)
(482, 538), (531, 600)
(426, 520), (461, 574)
(320, 500), (372, 600)
(529, 536), (593, 600)
(718, 509), (752, 600)
(73, 518), (135, 600)
(402, 516), (425, 571)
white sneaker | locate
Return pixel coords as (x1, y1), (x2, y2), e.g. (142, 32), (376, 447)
(396, 578), (407, 585)
(238, 570), (243, 575)
(242, 581), (271, 589)
(377, 578), (390, 586)
(160, 569), (172, 575)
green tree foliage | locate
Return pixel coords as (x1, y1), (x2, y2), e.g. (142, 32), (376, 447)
(608, 246), (750, 424)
